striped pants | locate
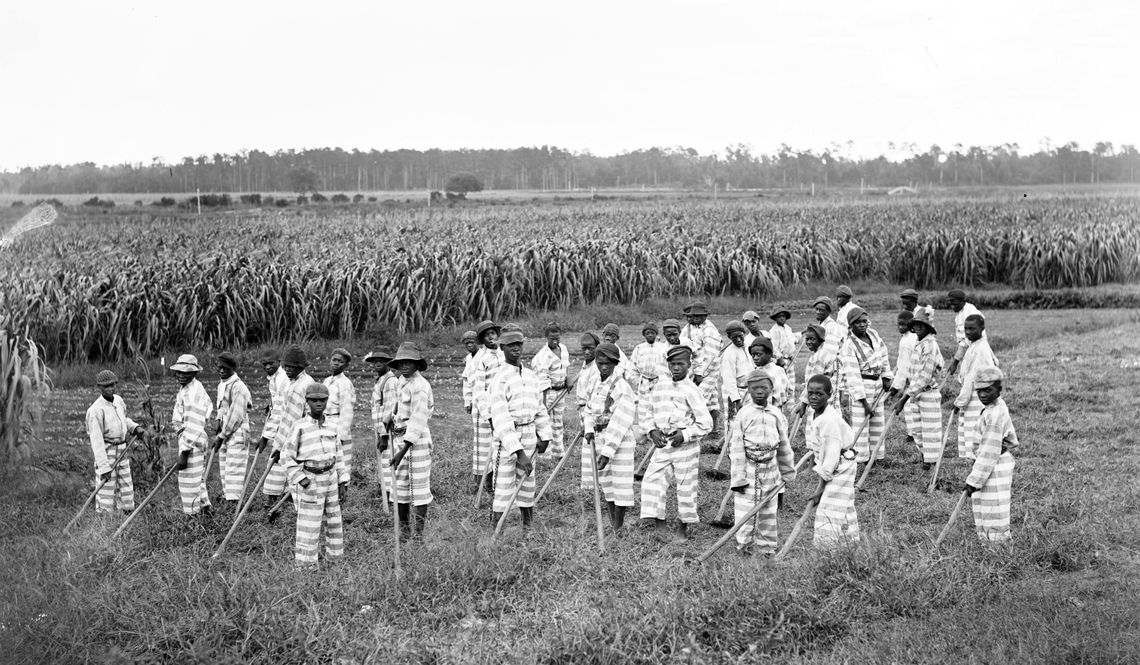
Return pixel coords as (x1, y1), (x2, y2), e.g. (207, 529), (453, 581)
(95, 442), (135, 512)
(972, 453), (1014, 542)
(903, 400), (920, 439)
(263, 454), (289, 496)
(294, 471), (343, 563)
(324, 415), (353, 474)
(392, 435), (433, 506)
(734, 462), (780, 552)
(699, 372), (720, 413)
(913, 391), (943, 464)
(472, 408), (493, 476)
(639, 443), (700, 523)
(177, 447), (211, 514)
(850, 379), (885, 463)
(957, 398), (983, 459)
(596, 435), (636, 507)
(814, 459), (859, 548)
(493, 428), (538, 512)
(580, 409), (596, 490)
(218, 437), (249, 501)
(544, 391), (566, 458)
(376, 442), (394, 496)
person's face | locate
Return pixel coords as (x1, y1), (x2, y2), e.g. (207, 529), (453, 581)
(851, 314), (870, 336)
(686, 314), (707, 327)
(806, 381), (830, 411)
(773, 314), (788, 327)
(595, 356), (616, 381)
(896, 319), (910, 335)
(977, 383), (1002, 406)
(663, 327), (680, 345)
(744, 319), (762, 335)
(373, 362), (389, 378)
(481, 330), (499, 350)
(395, 360), (417, 379)
(964, 319), (983, 342)
(307, 396), (327, 418)
(814, 304), (830, 322)
(284, 363), (305, 380)
(836, 293), (851, 306)
(464, 339), (479, 355)
(729, 331), (745, 348)
(174, 371), (195, 387)
(804, 330), (822, 352)
(580, 340), (596, 363)
(910, 322), (931, 340)
(602, 332), (619, 345)
(98, 381), (116, 401)
(750, 347), (772, 367)
(901, 297), (917, 312)
(948, 296), (965, 312)
(668, 356), (691, 381)
(748, 380), (773, 406)
(217, 364), (235, 380)
(502, 342), (524, 365)
(546, 332), (561, 351)
(261, 359), (280, 376)
(643, 329), (658, 344)
(329, 353), (348, 375)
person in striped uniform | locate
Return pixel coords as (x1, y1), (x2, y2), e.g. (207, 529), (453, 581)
(834, 285), (857, 335)
(837, 307), (893, 463)
(257, 349), (289, 456)
(640, 345), (713, 544)
(322, 348), (356, 477)
(601, 323), (632, 375)
(530, 323), (570, 459)
(470, 320), (504, 495)
(627, 322), (670, 442)
(741, 310), (766, 350)
(804, 374), (859, 548)
(584, 342), (638, 533)
(263, 345), (315, 515)
(681, 301), (723, 442)
(748, 336), (789, 410)
(489, 330), (553, 529)
(388, 342), (435, 541)
(729, 371), (796, 557)
(575, 331), (601, 491)
(282, 382), (347, 570)
(890, 310), (920, 448)
(965, 367), (1018, 542)
(812, 296), (843, 379)
(85, 370), (145, 514)
(661, 319), (693, 353)
(891, 307), (944, 469)
(945, 289), (984, 379)
(767, 306), (799, 405)
(720, 321), (752, 422)
(795, 324), (839, 419)
(170, 354), (214, 515)
(952, 314), (999, 460)
(212, 352), (252, 506)
(365, 348), (397, 500)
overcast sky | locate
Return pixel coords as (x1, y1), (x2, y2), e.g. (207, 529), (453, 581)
(1, 1), (1137, 170)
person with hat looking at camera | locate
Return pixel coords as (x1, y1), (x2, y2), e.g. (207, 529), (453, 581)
(386, 342), (435, 541)
(837, 307), (893, 463)
(720, 321), (752, 421)
(282, 382), (348, 570)
(767, 306), (799, 403)
(213, 352), (253, 507)
(262, 345), (315, 517)
(470, 320), (504, 495)
(964, 367), (1018, 542)
(834, 286), (858, 334)
(85, 370), (146, 515)
(640, 344), (712, 544)
(322, 348), (357, 476)
(795, 323), (840, 418)
(170, 354), (214, 516)
(740, 310), (767, 350)
(530, 323), (570, 459)
(681, 300), (724, 442)
(811, 296), (843, 374)
(748, 335), (789, 410)
(583, 342), (638, 533)
(945, 289), (985, 379)
(891, 306), (945, 469)
(365, 347), (398, 501)
(489, 330), (553, 530)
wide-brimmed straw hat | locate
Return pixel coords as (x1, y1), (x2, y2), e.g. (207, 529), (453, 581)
(170, 354), (202, 373)
(769, 307), (791, 321)
(388, 342), (427, 372)
(909, 306), (937, 334)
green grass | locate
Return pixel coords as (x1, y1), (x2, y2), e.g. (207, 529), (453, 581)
(2, 308), (1139, 663)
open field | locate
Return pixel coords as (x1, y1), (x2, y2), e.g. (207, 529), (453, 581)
(2, 305), (1139, 663)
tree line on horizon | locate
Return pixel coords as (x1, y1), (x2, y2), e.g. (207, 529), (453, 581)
(4, 141), (1138, 196)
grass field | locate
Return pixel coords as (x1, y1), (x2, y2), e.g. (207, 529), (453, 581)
(3, 303), (1139, 664)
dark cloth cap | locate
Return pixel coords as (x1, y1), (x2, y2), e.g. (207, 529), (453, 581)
(217, 352), (238, 370)
(595, 343), (621, 363)
(665, 345), (693, 361)
(748, 336), (774, 353)
(683, 301), (709, 316)
(283, 345), (308, 368)
(580, 331), (600, 346)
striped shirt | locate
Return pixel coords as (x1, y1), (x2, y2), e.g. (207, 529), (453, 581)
(85, 395), (139, 474)
(323, 373), (356, 440)
(819, 318), (844, 370)
(575, 361), (600, 409)
(216, 374), (252, 442)
(530, 343), (569, 392)
(283, 414), (348, 486)
(461, 351), (479, 409)
(967, 397), (1018, 488)
(261, 367), (291, 441)
(371, 373), (399, 434)
(490, 363), (553, 455)
(807, 404), (852, 480)
(721, 343), (753, 403)
(755, 360), (789, 408)
(800, 347), (837, 404)
(767, 323), (799, 361)
(904, 336), (944, 398)
(648, 377), (713, 443)
(273, 372), (315, 451)
(891, 331), (918, 391)
(471, 347), (504, 415)
(393, 373), (434, 446)
(682, 320), (723, 378)
(954, 337), (999, 409)
(627, 340), (670, 393)
(172, 379), (213, 453)
(729, 401), (794, 487)
(583, 372), (637, 460)
(838, 329), (893, 401)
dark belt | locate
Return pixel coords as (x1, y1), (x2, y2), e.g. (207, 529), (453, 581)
(104, 439), (125, 445)
(303, 461), (335, 474)
(861, 374), (881, 381)
(325, 412), (340, 416)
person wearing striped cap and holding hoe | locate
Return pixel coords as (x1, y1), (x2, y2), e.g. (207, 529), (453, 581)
(170, 354), (214, 516)
(282, 382), (348, 571)
(213, 352), (253, 507)
(470, 320), (504, 495)
(387, 342), (435, 542)
(323, 348), (357, 476)
(583, 342), (638, 533)
(85, 370), (146, 514)
(530, 323), (570, 459)
(263, 345), (315, 517)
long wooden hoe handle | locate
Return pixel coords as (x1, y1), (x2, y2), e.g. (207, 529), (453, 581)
(774, 478), (827, 561)
(112, 460), (180, 539)
(855, 409), (899, 490)
(588, 438), (606, 554)
(64, 437), (136, 534)
(535, 430), (583, 505)
(212, 457), (276, 558)
(493, 460), (536, 540)
(934, 489), (970, 548)
(927, 411), (958, 493)
(696, 481), (785, 563)
(376, 445), (390, 515)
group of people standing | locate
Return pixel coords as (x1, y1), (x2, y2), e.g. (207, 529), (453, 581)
(83, 286), (1019, 566)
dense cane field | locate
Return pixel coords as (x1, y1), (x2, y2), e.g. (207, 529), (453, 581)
(1, 189), (1139, 362)
(1, 305), (1139, 664)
